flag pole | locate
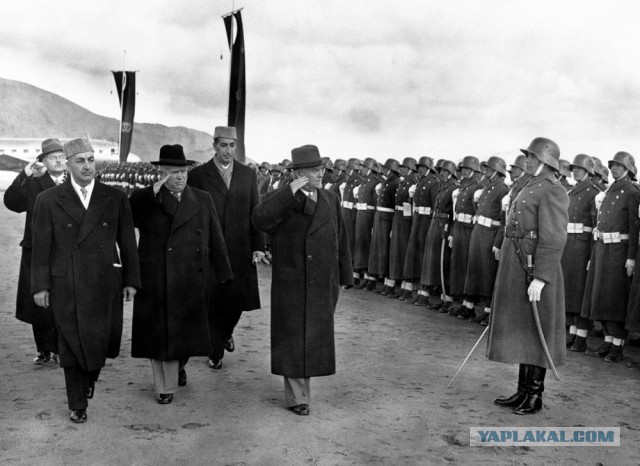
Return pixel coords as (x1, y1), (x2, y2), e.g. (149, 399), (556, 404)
(118, 50), (126, 162)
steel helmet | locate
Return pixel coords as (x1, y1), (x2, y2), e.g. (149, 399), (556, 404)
(417, 156), (434, 170)
(322, 158), (334, 171)
(609, 151), (637, 180)
(271, 164), (284, 174)
(460, 155), (482, 173)
(281, 159), (292, 168)
(482, 156), (507, 176)
(363, 157), (379, 174)
(260, 162), (271, 171)
(400, 157), (418, 172)
(520, 137), (560, 171)
(601, 166), (609, 184)
(333, 159), (348, 172)
(569, 154), (595, 176)
(435, 159), (445, 169)
(347, 158), (362, 170)
(383, 158), (401, 174)
(591, 156), (603, 177)
(558, 159), (571, 177)
(509, 155), (527, 172)
(440, 160), (458, 178)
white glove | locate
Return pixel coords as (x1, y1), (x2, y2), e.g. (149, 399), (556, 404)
(408, 184), (417, 198)
(626, 259), (635, 277)
(339, 182), (346, 198)
(353, 186), (360, 200)
(452, 188), (460, 212)
(448, 236), (453, 249)
(324, 183), (332, 190)
(527, 278), (545, 302)
(492, 246), (500, 261)
(473, 189), (483, 203)
(375, 183), (383, 195)
(595, 191), (606, 210)
(501, 193), (510, 212)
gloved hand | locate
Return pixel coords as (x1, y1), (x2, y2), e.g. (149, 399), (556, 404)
(501, 193), (510, 212)
(527, 278), (545, 302)
(492, 246), (500, 261)
(625, 259), (635, 277)
(375, 183), (383, 195)
(353, 187), (359, 200)
(448, 236), (453, 249)
(408, 184), (417, 198)
(473, 189), (483, 203)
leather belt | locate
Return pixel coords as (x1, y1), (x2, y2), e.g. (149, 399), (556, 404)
(567, 223), (593, 234)
(415, 206), (432, 215)
(595, 231), (629, 243)
(476, 215), (501, 228)
(455, 213), (474, 224)
(402, 202), (412, 217)
(376, 206), (394, 213)
(395, 205), (404, 211)
(434, 213), (450, 219)
(342, 201), (354, 209)
(356, 203), (375, 210)
(505, 226), (538, 239)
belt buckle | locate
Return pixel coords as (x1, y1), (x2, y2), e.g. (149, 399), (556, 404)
(568, 223), (576, 234)
(575, 223), (584, 233)
(603, 232), (611, 244)
(611, 232), (621, 243)
(464, 214), (472, 223)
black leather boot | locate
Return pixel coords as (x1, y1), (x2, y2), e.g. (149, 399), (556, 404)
(569, 335), (587, 352)
(514, 365), (546, 415)
(495, 364), (530, 407)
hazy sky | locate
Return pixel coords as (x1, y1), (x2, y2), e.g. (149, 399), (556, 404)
(2, 0), (640, 164)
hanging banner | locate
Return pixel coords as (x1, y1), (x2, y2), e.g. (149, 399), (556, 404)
(223, 11), (246, 162)
(112, 71), (136, 163)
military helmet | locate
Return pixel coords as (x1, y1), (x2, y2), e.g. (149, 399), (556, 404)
(260, 161), (271, 171)
(569, 154), (595, 176)
(591, 156), (603, 177)
(608, 151), (637, 180)
(417, 156), (434, 170)
(509, 155), (527, 172)
(321, 157), (334, 171)
(333, 159), (347, 172)
(482, 156), (507, 176)
(383, 158), (401, 174)
(601, 166), (610, 184)
(347, 158), (362, 170)
(400, 157), (418, 172)
(558, 159), (571, 177)
(271, 164), (284, 173)
(435, 159), (445, 169)
(459, 155), (482, 173)
(363, 157), (380, 173)
(520, 137), (560, 171)
(281, 159), (292, 168)
(439, 160), (458, 178)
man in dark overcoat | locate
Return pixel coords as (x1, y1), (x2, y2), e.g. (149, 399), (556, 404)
(404, 157), (439, 305)
(561, 154), (600, 352)
(130, 145), (233, 404)
(368, 159), (401, 294)
(579, 152), (640, 362)
(462, 156), (509, 325)
(187, 126), (263, 369)
(447, 156), (484, 318)
(420, 161), (458, 310)
(487, 137), (569, 415)
(252, 145), (353, 416)
(4, 138), (66, 365)
(353, 158), (380, 290)
(31, 137), (141, 423)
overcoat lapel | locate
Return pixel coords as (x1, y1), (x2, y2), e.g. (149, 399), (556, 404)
(204, 159), (229, 196)
(171, 186), (200, 232)
(307, 190), (332, 235)
(55, 179), (85, 226)
(76, 182), (114, 245)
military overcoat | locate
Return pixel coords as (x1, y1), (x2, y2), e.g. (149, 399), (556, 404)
(353, 173), (380, 270)
(368, 173), (400, 276)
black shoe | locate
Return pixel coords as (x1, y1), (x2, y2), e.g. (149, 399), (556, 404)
(365, 280), (377, 292)
(157, 393), (173, 404)
(585, 342), (612, 358)
(84, 381), (95, 399)
(440, 301), (453, 314)
(207, 358), (222, 370)
(178, 369), (187, 387)
(569, 336), (587, 352)
(514, 365), (545, 415)
(224, 336), (235, 352)
(354, 278), (367, 290)
(398, 290), (413, 301)
(604, 344), (623, 363)
(457, 307), (475, 319)
(70, 409), (87, 423)
(388, 288), (403, 299)
(627, 360), (640, 370)
(495, 364), (530, 407)
(413, 295), (428, 306)
(33, 352), (50, 365)
(566, 333), (576, 348)
(514, 394), (543, 415)
(428, 300), (443, 310)
(379, 285), (392, 296)
(353, 278), (361, 287)
(448, 304), (464, 317)
(289, 404), (309, 416)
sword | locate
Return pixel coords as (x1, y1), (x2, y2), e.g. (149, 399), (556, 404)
(447, 325), (490, 387)
(440, 223), (449, 299)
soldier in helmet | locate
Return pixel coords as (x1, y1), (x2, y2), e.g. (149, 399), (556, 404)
(257, 162), (272, 201)
(368, 159), (401, 293)
(447, 156), (484, 317)
(579, 151), (640, 363)
(269, 165), (284, 192)
(388, 158), (420, 299)
(562, 154), (601, 352)
(420, 160), (458, 309)
(404, 157), (439, 305)
(462, 156), (509, 325)
(488, 137), (569, 415)
(328, 159), (348, 200)
(341, 158), (363, 282)
(353, 159), (381, 290)
(557, 159), (573, 191)
(591, 157), (608, 191)
(321, 157), (334, 188)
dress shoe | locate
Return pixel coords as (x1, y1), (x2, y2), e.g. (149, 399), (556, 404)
(379, 285), (393, 296)
(33, 352), (50, 365)
(178, 369), (187, 386)
(388, 288), (403, 299)
(288, 404), (309, 416)
(569, 336), (587, 352)
(207, 358), (222, 370)
(585, 342), (612, 358)
(413, 295), (428, 306)
(85, 381), (95, 399)
(604, 344), (623, 363)
(70, 409), (87, 423)
(224, 336), (235, 352)
(157, 393), (173, 404)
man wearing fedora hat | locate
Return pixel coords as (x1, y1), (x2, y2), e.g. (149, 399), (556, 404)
(31, 137), (141, 423)
(129, 145), (233, 404)
(253, 144), (353, 415)
(4, 138), (68, 366)
(188, 126), (263, 370)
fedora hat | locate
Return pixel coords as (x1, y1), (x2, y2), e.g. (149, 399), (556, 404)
(290, 145), (324, 169)
(38, 138), (64, 161)
(151, 144), (195, 166)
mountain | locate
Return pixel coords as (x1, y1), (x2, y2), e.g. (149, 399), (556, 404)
(0, 77), (219, 163)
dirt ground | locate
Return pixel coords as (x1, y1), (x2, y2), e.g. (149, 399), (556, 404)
(1, 201), (639, 465)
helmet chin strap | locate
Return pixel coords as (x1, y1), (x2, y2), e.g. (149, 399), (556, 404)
(534, 164), (544, 177)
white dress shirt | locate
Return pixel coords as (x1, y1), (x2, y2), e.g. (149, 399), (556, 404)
(70, 177), (95, 209)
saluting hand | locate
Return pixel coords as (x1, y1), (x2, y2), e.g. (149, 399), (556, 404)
(290, 177), (308, 195)
(152, 174), (169, 195)
(34, 290), (49, 308)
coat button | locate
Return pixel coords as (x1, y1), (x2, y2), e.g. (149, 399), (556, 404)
(308, 255), (313, 261)
(67, 224), (72, 228)
(168, 248), (174, 252)
(103, 222), (108, 227)
(196, 249), (201, 253)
